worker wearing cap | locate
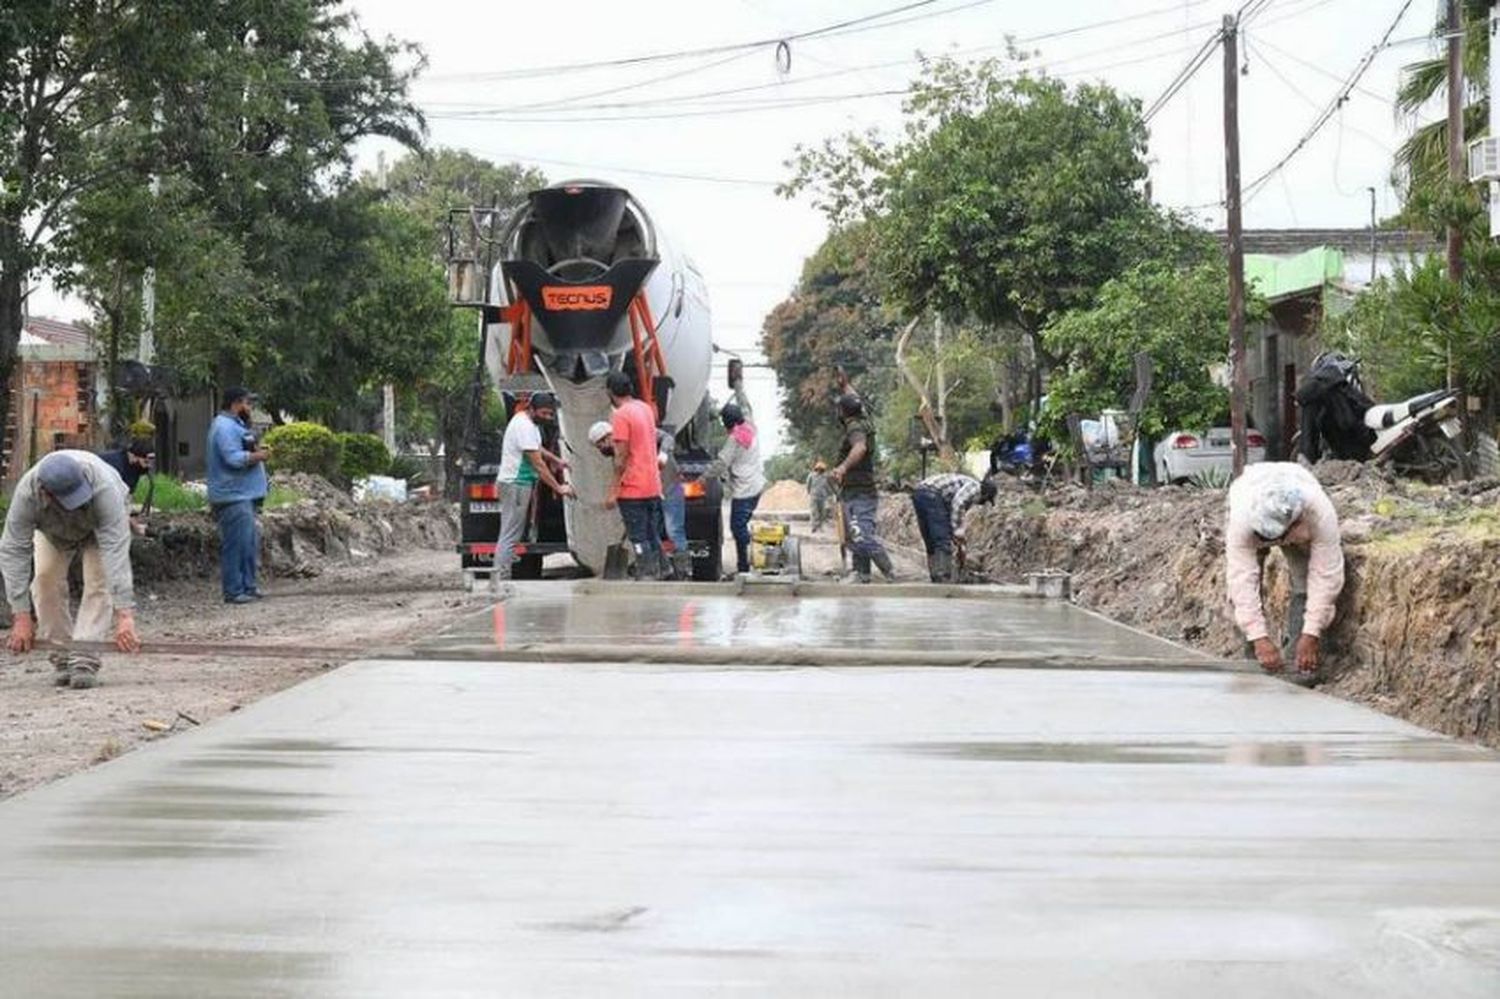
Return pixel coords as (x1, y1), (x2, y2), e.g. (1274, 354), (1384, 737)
(207, 386), (270, 604)
(704, 379), (766, 577)
(0, 450), (143, 688)
(1225, 462), (1345, 677)
(97, 438), (155, 496)
(912, 472), (998, 583)
(493, 392), (572, 588)
(806, 460), (833, 532)
(829, 391), (895, 583)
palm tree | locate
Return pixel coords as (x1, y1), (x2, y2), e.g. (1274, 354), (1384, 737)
(1394, 0), (1490, 200)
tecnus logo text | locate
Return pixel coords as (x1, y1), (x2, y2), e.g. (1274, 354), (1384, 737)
(542, 286), (612, 311)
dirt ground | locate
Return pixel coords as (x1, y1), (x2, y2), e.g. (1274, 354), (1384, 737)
(0, 548), (466, 799)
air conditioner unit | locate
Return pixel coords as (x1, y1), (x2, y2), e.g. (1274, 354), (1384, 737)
(1468, 136), (1500, 182)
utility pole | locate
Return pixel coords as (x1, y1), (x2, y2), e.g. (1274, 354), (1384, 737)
(1222, 14), (1248, 477)
(933, 314), (947, 446)
(377, 151), (397, 455)
(1446, 0), (1465, 287)
(1367, 186), (1378, 285)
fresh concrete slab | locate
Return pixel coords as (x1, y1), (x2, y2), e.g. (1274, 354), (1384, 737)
(3, 646), (1499, 996)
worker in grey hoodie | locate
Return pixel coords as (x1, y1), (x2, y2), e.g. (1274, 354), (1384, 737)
(704, 379), (766, 577)
(0, 451), (142, 688)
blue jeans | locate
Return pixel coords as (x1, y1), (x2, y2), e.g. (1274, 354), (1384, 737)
(842, 492), (886, 558)
(729, 494), (761, 573)
(911, 488), (953, 555)
(660, 484), (687, 550)
(213, 500), (260, 599)
(618, 498), (664, 577)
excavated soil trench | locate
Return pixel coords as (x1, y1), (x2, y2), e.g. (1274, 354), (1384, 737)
(876, 463), (1500, 748)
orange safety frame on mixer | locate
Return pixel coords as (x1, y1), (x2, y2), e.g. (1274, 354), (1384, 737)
(626, 294), (670, 420)
(502, 300), (532, 375)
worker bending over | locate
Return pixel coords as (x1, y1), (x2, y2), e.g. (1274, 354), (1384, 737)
(704, 372), (765, 577)
(1225, 462), (1344, 677)
(1, 451), (143, 688)
(829, 386), (895, 583)
(493, 392), (572, 588)
(911, 472), (997, 582)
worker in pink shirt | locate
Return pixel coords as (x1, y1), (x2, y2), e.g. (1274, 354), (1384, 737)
(1225, 462), (1344, 678)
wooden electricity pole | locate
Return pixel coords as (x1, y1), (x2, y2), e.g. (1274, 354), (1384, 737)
(1222, 14), (1248, 477)
(1446, 0), (1465, 286)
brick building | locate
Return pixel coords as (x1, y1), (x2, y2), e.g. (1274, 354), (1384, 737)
(2, 317), (104, 488)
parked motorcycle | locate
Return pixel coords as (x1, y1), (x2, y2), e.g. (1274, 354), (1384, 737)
(1296, 353), (1467, 483)
(989, 429), (1055, 485)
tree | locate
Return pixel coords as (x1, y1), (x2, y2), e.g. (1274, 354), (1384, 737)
(784, 56), (1196, 397)
(1394, 0), (1489, 204)
(759, 223), (900, 463)
(378, 148), (547, 493)
(1040, 260), (1264, 444)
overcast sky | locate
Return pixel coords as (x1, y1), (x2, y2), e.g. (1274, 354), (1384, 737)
(34, 0), (1451, 454)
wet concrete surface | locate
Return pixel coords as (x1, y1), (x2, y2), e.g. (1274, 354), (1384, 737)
(426, 580), (1199, 662)
(3, 590), (1500, 996)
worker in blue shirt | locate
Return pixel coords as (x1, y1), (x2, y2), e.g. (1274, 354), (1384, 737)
(206, 387), (269, 604)
(97, 439), (155, 496)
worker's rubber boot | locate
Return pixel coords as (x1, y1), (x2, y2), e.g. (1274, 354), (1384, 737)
(68, 652), (101, 690)
(49, 652), (72, 687)
(1283, 592), (1314, 685)
(672, 551), (693, 581)
(872, 551), (897, 582)
(932, 550), (954, 583)
(637, 552), (663, 582)
(852, 553), (872, 584)
(926, 555), (941, 583)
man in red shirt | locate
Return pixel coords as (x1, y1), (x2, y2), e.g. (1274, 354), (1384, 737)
(603, 371), (665, 581)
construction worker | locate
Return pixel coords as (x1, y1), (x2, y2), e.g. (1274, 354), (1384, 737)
(911, 472), (998, 582)
(657, 428), (691, 580)
(1225, 462), (1345, 678)
(806, 460), (832, 532)
(0, 451), (143, 688)
(207, 387), (269, 605)
(602, 371), (665, 580)
(829, 391), (895, 583)
(97, 438), (155, 495)
(704, 379), (766, 577)
(493, 392), (573, 588)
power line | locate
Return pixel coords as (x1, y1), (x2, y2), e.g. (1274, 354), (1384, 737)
(425, 3), (1225, 117)
(1142, 28), (1222, 123)
(419, 0), (982, 84)
(1241, 0), (1419, 204)
(460, 150), (780, 187)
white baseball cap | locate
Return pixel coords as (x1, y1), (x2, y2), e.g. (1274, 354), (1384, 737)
(587, 421), (613, 444)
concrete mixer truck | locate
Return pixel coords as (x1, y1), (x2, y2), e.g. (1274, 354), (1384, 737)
(444, 181), (724, 584)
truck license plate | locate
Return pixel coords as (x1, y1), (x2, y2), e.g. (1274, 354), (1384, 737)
(469, 502), (501, 514)
(1441, 417), (1462, 439)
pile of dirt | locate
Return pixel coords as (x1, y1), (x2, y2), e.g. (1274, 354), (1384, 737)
(759, 479), (810, 512)
(131, 476), (457, 583)
(879, 468), (1500, 747)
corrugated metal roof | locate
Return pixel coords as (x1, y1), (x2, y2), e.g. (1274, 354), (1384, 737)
(22, 316), (94, 348)
(1219, 228), (1440, 256)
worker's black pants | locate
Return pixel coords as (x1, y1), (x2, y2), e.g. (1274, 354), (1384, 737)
(911, 487), (953, 555)
(730, 493), (761, 573)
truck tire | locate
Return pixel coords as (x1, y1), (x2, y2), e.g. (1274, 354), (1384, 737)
(692, 517), (723, 582)
(512, 553), (544, 580)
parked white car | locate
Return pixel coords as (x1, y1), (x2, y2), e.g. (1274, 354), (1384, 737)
(1154, 427), (1266, 484)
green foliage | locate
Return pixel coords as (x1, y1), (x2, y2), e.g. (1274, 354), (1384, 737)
(1188, 466), (1232, 491)
(1040, 261), (1259, 442)
(760, 223), (900, 462)
(265, 484), (304, 509)
(785, 57), (1202, 340)
(1393, 0), (1490, 206)
(337, 433), (392, 480)
(136, 475), (205, 512)
(263, 422), (343, 477)
(763, 451), (811, 483)
(1331, 226), (1500, 406)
